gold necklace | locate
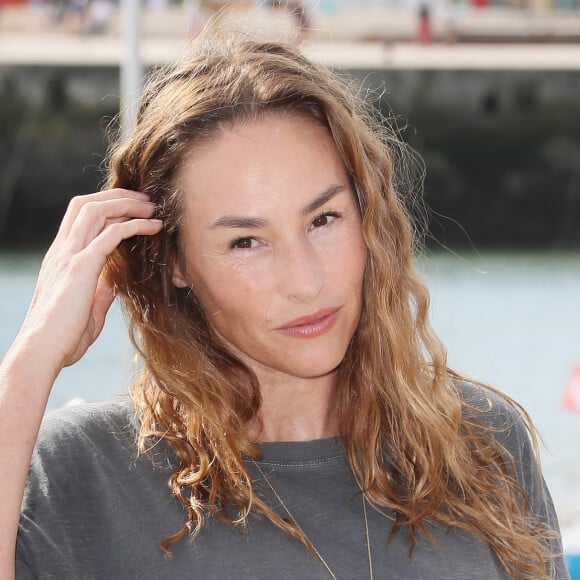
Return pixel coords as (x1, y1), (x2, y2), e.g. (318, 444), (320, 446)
(251, 459), (374, 580)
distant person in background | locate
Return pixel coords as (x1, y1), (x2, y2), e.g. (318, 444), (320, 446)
(0, 25), (570, 580)
(62, 0), (89, 32)
(85, 0), (114, 34)
(51, 0), (106, 34)
(417, 3), (432, 43)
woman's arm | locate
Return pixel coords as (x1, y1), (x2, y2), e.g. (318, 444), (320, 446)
(0, 189), (162, 579)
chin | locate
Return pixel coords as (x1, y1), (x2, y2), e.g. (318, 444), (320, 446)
(280, 349), (348, 380)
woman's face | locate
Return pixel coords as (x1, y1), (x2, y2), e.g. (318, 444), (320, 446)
(174, 114), (367, 385)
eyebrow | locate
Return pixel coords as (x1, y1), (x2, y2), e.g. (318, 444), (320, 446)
(210, 184), (346, 230)
(210, 215), (268, 230)
(301, 184), (345, 217)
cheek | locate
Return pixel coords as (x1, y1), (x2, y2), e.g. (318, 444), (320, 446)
(352, 221), (368, 270)
(347, 250), (367, 294)
(196, 269), (271, 329)
(357, 240), (368, 282)
(327, 225), (367, 285)
(344, 236), (367, 298)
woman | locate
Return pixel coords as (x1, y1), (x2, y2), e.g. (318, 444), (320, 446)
(0, 30), (569, 579)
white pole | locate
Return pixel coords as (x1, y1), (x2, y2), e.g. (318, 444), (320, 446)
(120, 0), (142, 139)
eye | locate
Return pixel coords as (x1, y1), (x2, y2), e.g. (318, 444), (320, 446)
(311, 211), (340, 229)
(230, 237), (258, 250)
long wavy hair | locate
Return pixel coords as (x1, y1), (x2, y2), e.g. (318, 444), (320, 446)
(104, 28), (554, 579)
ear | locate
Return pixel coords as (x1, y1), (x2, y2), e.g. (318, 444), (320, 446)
(171, 264), (190, 289)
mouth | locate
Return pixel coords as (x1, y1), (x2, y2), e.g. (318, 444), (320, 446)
(276, 307), (340, 338)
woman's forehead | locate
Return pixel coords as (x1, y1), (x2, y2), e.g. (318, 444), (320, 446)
(175, 115), (350, 223)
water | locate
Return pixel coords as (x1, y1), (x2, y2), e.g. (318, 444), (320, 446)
(419, 251), (580, 550)
(1, 250), (579, 549)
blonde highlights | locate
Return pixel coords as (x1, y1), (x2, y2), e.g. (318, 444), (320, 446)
(105, 29), (555, 579)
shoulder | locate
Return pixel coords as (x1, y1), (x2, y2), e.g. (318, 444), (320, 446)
(18, 401), (177, 576)
(36, 398), (138, 456)
(27, 399), (140, 494)
(29, 398), (178, 484)
(454, 380), (538, 488)
(22, 399), (166, 525)
(455, 382), (568, 577)
(40, 397), (137, 437)
(455, 379), (529, 435)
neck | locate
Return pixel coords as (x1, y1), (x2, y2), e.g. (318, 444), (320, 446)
(248, 372), (339, 442)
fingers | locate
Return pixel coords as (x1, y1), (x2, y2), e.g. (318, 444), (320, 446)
(83, 217), (164, 262)
(16, 189), (164, 373)
(50, 189), (164, 267)
(58, 189), (150, 239)
(50, 188), (164, 279)
(69, 197), (159, 249)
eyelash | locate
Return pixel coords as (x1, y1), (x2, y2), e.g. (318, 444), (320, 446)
(229, 211), (341, 250)
(229, 237), (257, 250)
(310, 210), (340, 229)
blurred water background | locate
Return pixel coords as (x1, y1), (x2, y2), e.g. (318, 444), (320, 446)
(1, 249), (579, 551)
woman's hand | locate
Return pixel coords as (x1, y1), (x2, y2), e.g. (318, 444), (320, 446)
(17, 188), (163, 373)
(0, 188), (162, 579)
(0, 188), (163, 579)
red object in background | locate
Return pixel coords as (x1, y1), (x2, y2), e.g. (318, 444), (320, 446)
(417, 5), (432, 44)
(473, 0), (489, 8)
(0, 0), (29, 5)
(563, 366), (580, 413)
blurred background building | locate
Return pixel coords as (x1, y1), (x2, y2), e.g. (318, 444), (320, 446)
(0, 0), (579, 247)
(1, 0), (580, 40)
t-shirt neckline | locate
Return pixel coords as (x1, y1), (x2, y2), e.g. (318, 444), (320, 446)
(253, 436), (345, 463)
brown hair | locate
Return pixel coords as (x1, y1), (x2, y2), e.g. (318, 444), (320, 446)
(105, 27), (554, 579)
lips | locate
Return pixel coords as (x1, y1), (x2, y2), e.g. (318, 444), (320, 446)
(276, 307), (340, 338)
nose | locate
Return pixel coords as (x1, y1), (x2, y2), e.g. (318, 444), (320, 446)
(278, 238), (324, 304)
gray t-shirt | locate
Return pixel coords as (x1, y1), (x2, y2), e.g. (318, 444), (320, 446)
(16, 383), (569, 579)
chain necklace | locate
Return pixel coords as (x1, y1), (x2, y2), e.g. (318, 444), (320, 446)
(251, 459), (374, 580)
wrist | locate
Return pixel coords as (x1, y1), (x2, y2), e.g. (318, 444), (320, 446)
(2, 330), (64, 393)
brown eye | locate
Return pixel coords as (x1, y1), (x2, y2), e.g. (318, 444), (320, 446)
(230, 237), (256, 250)
(311, 212), (339, 229)
(312, 215), (329, 228)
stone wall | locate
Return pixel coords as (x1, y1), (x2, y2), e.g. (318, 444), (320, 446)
(1, 65), (579, 248)
(355, 68), (580, 248)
